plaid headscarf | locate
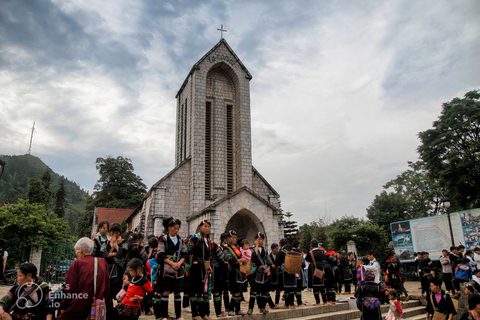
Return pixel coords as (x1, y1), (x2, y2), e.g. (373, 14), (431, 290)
(365, 270), (375, 281)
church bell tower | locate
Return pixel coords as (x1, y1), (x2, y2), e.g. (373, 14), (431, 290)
(175, 39), (254, 212)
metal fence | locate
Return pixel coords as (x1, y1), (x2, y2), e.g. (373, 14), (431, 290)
(40, 243), (76, 283)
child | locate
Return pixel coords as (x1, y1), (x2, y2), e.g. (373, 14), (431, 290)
(465, 285), (475, 296)
(356, 260), (365, 289)
(421, 266), (435, 296)
(240, 239), (252, 303)
(240, 239), (252, 264)
(115, 258), (154, 320)
(386, 290), (403, 320)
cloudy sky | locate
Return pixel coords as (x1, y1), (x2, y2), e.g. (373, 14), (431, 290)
(1, 0), (479, 225)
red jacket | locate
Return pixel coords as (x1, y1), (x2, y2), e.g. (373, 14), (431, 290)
(58, 255), (110, 320)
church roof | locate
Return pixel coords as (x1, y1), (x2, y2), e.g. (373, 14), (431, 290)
(125, 157), (191, 223)
(252, 166), (280, 197)
(176, 38), (252, 98)
(187, 186), (282, 222)
(96, 207), (134, 226)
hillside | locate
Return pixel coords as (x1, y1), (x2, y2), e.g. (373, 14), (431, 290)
(0, 154), (89, 234)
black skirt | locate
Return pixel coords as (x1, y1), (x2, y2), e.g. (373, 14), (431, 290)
(188, 262), (207, 295)
(159, 262), (184, 292)
(250, 267), (269, 293)
(228, 268), (245, 294)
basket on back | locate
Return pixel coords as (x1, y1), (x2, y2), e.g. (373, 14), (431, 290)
(284, 251), (303, 274)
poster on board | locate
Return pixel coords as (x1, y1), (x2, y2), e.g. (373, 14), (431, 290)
(391, 210), (466, 261)
(390, 221), (414, 261)
(458, 208), (480, 250)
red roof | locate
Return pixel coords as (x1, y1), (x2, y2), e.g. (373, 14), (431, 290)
(97, 207), (134, 226)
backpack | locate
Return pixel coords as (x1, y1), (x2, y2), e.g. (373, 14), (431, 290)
(149, 258), (158, 290)
(399, 267), (406, 281)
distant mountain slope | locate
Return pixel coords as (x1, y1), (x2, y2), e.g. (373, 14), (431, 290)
(0, 154), (89, 234)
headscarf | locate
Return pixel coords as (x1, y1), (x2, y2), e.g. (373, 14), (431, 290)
(365, 270), (375, 282)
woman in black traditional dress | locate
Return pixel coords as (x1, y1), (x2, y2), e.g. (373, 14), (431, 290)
(156, 217), (188, 320)
(101, 222), (128, 319)
(384, 253), (402, 298)
(219, 233), (231, 314)
(224, 230), (247, 316)
(268, 243), (282, 308)
(355, 270), (382, 320)
(306, 239), (327, 305)
(291, 239), (306, 307)
(210, 234), (226, 317)
(339, 250), (353, 294)
(324, 248), (337, 304)
(186, 219), (212, 320)
(0, 263), (53, 320)
(248, 232), (272, 315)
(94, 220), (109, 257)
(275, 238), (297, 309)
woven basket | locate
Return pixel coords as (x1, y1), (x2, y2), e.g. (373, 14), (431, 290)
(240, 259), (252, 275)
(284, 251), (303, 274)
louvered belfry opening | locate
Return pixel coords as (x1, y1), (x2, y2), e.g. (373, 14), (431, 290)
(205, 101), (212, 199)
(226, 104), (234, 194)
(183, 98), (187, 160)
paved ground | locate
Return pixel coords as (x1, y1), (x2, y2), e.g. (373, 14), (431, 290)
(0, 281), (425, 319)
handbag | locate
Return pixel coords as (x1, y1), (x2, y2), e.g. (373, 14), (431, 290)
(432, 312), (447, 320)
(164, 238), (185, 279)
(116, 288), (126, 301)
(89, 257), (106, 320)
(429, 294), (447, 320)
(239, 259), (252, 275)
(310, 251), (324, 279)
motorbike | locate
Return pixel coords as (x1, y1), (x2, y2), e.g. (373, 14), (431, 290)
(3, 269), (18, 286)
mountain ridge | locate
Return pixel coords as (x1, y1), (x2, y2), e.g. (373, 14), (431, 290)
(0, 154), (89, 235)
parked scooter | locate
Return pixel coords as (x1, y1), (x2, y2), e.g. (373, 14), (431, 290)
(3, 269), (18, 286)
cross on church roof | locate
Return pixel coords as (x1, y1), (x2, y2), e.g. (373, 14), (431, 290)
(217, 24), (227, 39)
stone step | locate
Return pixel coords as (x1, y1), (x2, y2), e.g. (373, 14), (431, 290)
(138, 300), (423, 320)
(403, 314), (428, 320)
(217, 303), (349, 320)
(281, 301), (422, 320)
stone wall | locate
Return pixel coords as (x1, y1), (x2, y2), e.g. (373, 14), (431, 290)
(189, 189), (284, 248)
(149, 161), (192, 238)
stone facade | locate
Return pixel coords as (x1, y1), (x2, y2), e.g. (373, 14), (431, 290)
(127, 39), (284, 246)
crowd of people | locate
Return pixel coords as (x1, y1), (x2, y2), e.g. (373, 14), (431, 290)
(3, 219), (480, 320)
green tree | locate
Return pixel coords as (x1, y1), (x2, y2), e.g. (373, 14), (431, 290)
(0, 199), (71, 269)
(54, 181), (66, 218)
(27, 176), (49, 207)
(297, 218), (330, 250)
(76, 196), (95, 238)
(366, 160), (445, 241)
(328, 216), (385, 257)
(298, 223), (313, 251)
(93, 156), (147, 209)
(418, 90), (480, 210)
(384, 161), (445, 215)
(367, 191), (411, 229)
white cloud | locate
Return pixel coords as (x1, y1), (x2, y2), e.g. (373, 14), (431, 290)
(1, 0), (479, 226)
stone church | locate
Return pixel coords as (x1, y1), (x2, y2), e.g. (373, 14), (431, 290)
(127, 39), (284, 246)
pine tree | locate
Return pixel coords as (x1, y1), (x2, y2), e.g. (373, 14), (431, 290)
(54, 181), (66, 218)
(283, 211), (298, 242)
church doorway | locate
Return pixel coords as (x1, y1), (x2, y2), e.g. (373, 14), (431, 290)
(225, 209), (265, 245)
